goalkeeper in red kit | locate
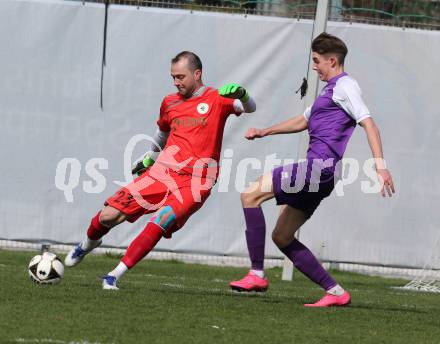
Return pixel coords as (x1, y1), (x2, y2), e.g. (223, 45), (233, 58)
(65, 51), (256, 289)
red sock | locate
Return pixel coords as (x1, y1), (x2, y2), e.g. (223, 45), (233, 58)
(87, 211), (111, 240)
(121, 222), (163, 269)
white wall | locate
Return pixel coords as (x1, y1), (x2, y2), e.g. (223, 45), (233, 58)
(0, 0), (439, 268)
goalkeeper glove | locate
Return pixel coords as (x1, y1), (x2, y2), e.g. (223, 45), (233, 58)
(131, 152), (158, 176)
(218, 83), (250, 102)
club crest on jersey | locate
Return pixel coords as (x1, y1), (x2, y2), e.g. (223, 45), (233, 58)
(197, 103), (209, 115)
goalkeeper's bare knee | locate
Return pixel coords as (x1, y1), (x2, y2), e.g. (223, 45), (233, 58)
(99, 206), (127, 228)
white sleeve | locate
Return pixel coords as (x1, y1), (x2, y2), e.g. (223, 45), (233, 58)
(138, 129), (169, 161)
(149, 128), (169, 153)
(233, 96), (256, 114)
(303, 106), (312, 121)
(333, 77), (371, 123)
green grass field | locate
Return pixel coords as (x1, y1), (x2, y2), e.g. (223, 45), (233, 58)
(1, 249), (439, 344)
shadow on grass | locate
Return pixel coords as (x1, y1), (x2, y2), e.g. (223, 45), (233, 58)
(145, 284), (307, 304)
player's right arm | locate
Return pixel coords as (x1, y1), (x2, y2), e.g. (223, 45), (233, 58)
(245, 114), (308, 140)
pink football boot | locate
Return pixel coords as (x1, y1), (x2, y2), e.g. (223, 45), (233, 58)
(304, 291), (351, 307)
(229, 271), (269, 292)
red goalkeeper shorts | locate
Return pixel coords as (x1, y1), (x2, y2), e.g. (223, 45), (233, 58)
(105, 168), (214, 233)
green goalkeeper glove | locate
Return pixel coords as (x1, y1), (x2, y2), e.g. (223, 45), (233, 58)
(131, 154), (156, 176)
(218, 83), (250, 102)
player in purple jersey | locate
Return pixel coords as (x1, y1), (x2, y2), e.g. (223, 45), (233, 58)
(229, 33), (395, 307)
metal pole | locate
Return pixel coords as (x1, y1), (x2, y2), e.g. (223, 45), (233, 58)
(329, 0), (343, 22)
(282, 0), (329, 281)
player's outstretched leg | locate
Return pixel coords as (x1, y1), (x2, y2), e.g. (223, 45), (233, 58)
(102, 222), (164, 290)
(65, 207), (126, 267)
(102, 206), (175, 290)
(230, 174), (273, 292)
(272, 206), (350, 307)
(280, 239), (350, 307)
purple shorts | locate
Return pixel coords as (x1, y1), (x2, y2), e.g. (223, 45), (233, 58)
(272, 161), (335, 218)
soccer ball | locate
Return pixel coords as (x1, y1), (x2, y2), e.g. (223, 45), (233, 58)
(28, 252), (64, 285)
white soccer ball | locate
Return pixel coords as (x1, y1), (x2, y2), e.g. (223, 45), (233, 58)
(28, 252), (64, 285)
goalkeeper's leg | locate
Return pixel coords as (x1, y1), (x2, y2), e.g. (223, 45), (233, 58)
(64, 206), (127, 267)
(102, 205), (176, 290)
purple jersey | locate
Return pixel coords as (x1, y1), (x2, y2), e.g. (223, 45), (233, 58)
(303, 72), (370, 164)
(272, 72), (370, 216)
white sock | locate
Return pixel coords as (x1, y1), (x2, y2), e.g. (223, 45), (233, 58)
(108, 262), (128, 280)
(326, 284), (345, 296)
(250, 269), (265, 278)
(80, 237), (100, 251)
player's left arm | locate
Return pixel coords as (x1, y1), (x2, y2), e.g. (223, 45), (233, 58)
(359, 117), (395, 197)
(218, 83), (256, 113)
(334, 78), (395, 197)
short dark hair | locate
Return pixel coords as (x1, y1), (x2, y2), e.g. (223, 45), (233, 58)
(171, 51), (202, 72)
(311, 32), (348, 65)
